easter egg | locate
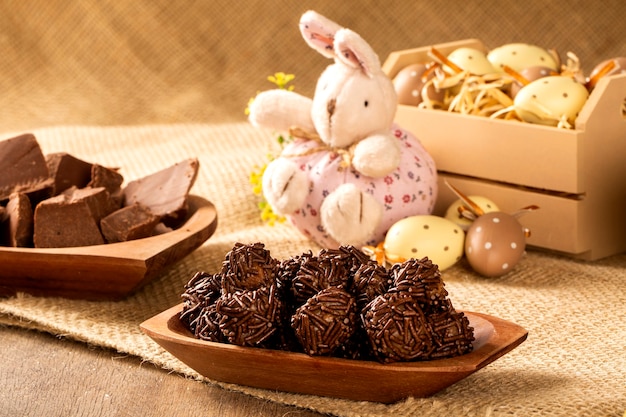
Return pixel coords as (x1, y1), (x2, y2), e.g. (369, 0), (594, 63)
(392, 63), (444, 106)
(445, 196), (500, 230)
(514, 76), (589, 126)
(487, 43), (559, 73)
(446, 47), (496, 75)
(384, 215), (464, 271)
(509, 65), (555, 98)
(464, 212), (526, 277)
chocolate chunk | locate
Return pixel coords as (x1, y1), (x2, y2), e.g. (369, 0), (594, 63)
(2, 193), (34, 247)
(123, 158), (199, 226)
(100, 203), (160, 243)
(46, 152), (93, 195)
(0, 133), (53, 201)
(33, 187), (114, 248)
(88, 164), (124, 209)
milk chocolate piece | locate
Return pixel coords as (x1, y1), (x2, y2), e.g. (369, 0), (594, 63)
(2, 193), (34, 247)
(123, 158), (199, 225)
(100, 203), (160, 243)
(0, 133), (53, 201)
(33, 187), (113, 248)
(46, 152), (93, 195)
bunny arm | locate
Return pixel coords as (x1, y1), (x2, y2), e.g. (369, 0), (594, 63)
(248, 89), (316, 133)
(352, 132), (401, 178)
(261, 157), (309, 215)
(320, 183), (383, 247)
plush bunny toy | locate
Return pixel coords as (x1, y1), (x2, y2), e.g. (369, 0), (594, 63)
(248, 10), (437, 248)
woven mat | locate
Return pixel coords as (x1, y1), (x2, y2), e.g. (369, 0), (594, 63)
(0, 2), (625, 416)
(0, 124), (624, 417)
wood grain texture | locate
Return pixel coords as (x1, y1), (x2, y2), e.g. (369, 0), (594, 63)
(141, 304), (528, 403)
(0, 326), (324, 417)
(0, 195), (217, 300)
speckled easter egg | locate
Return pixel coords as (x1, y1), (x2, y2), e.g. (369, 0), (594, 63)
(514, 76), (589, 126)
(444, 196), (500, 230)
(446, 47), (496, 75)
(392, 63), (444, 106)
(510, 65), (555, 98)
(383, 215), (464, 271)
(464, 212), (526, 277)
(487, 43), (559, 73)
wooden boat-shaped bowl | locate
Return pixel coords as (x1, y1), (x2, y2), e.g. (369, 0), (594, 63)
(140, 303), (528, 403)
(0, 195), (217, 300)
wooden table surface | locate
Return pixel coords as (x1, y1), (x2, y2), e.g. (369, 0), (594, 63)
(1, 326), (325, 417)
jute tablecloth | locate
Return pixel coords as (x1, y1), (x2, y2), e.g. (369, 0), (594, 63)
(0, 124), (624, 417)
(0, 2), (625, 416)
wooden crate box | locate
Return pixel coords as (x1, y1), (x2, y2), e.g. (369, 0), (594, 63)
(382, 39), (626, 260)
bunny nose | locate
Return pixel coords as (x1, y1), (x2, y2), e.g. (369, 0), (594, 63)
(327, 98), (336, 116)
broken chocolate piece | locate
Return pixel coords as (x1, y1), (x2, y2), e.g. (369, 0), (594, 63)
(0, 133), (53, 201)
(46, 152), (93, 195)
(100, 203), (160, 243)
(122, 158), (199, 226)
(2, 193), (34, 247)
(33, 187), (114, 248)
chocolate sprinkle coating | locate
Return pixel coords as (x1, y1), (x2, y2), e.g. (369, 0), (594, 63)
(220, 242), (278, 293)
(216, 284), (282, 347)
(353, 261), (392, 312)
(180, 244), (474, 363)
(291, 287), (357, 356)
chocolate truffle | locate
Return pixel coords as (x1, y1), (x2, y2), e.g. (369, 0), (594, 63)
(220, 242), (278, 293)
(216, 284), (282, 347)
(180, 271), (224, 342)
(291, 286), (357, 356)
(353, 260), (392, 311)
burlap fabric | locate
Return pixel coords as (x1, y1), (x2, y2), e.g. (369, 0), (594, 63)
(0, 2), (625, 416)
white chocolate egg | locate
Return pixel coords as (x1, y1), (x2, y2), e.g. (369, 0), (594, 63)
(514, 76), (589, 126)
(465, 212), (526, 277)
(510, 65), (555, 98)
(384, 215), (465, 271)
(392, 63), (444, 106)
(445, 196), (500, 230)
(487, 43), (559, 73)
(446, 47), (496, 75)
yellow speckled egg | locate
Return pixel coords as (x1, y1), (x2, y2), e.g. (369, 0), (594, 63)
(514, 76), (589, 126)
(446, 47), (496, 75)
(445, 196), (500, 230)
(383, 215), (465, 271)
(487, 43), (559, 73)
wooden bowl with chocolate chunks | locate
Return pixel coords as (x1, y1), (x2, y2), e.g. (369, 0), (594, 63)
(0, 133), (218, 300)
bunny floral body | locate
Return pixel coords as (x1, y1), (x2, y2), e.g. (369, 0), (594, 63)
(249, 11), (437, 248)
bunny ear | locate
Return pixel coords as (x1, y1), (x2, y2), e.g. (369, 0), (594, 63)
(299, 10), (343, 59)
(333, 29), (381, 78)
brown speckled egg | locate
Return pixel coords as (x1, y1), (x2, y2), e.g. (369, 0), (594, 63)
(510, 65), (555, 98)
(464, 212), (526, 277)
(587, 57), (626, 90)
(392, 63), (444, 106)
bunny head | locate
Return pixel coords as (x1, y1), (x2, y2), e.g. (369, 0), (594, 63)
(299, 11), (398, 149)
